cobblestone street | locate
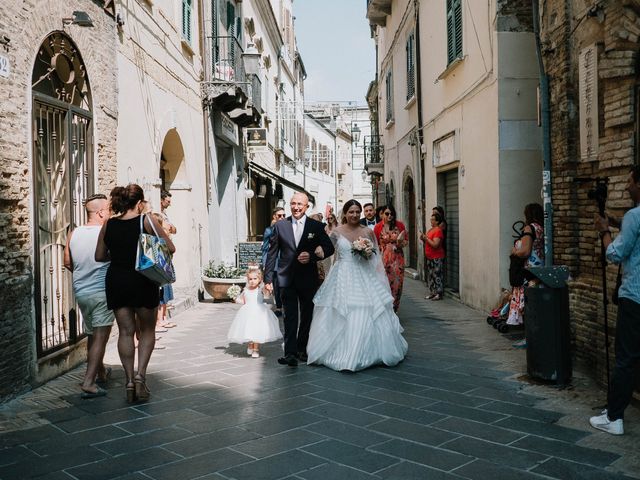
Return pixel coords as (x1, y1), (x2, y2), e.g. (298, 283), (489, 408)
(0, 278), (638, 480)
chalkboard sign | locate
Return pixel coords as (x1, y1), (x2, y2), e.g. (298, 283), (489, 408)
(237, 242), (263, 270)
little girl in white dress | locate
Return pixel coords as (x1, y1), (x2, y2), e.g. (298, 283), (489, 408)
(227, 267), (282, 358)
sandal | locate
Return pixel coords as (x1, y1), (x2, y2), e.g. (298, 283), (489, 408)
(431, 294), (443, 301)
(425, 294), (435, 300)
(125, 381), (137, 404)
(134, 375), (151, 402)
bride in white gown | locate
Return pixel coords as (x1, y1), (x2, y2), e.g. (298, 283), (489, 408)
(307, 199), (408, 372)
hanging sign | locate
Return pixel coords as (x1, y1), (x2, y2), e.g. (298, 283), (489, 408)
(247, 128), (268, 152)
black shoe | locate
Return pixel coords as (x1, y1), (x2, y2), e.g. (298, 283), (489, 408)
(277, 355), (298, 367)
(297, 352), (308, 362)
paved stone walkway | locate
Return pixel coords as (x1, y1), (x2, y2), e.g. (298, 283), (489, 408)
(0, 278), (638, 480)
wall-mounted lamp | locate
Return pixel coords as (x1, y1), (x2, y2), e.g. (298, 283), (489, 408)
(244, 188), (255, 199)
(304, 147), (312, 164)
(116, 12), (125, 28)
(62, 11), (94, 28)
(242, 43), (261, 76)
(586, 4), (605, 23)
(361, 169), (369, 182)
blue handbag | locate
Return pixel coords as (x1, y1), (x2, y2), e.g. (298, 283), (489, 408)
(135, 214), (176, 286)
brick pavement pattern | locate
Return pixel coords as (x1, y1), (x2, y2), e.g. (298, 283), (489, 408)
(0, 279), (638, 479)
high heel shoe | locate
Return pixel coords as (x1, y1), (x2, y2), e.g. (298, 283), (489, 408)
(125, 382), (136, 404)
(134, 374), (150, 402)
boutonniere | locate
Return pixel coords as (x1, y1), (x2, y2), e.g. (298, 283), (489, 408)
(307, 233), (315, 240)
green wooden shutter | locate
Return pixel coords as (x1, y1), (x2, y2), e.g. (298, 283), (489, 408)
(447, 0), (462, 64)
(182, 0), (192, 43)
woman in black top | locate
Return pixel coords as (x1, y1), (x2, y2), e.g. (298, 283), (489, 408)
(95, 184), (175, 403)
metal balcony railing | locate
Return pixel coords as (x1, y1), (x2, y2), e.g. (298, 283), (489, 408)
(364, 135), (384, 165)
(210, 35), (246, 83)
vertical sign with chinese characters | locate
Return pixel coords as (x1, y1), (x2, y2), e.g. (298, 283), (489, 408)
(579, 44), (599, 161)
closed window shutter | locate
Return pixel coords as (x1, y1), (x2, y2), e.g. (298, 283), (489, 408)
(454, 0), (462, 58)
(447, 0), (462, 64)
(406, 33), (415, 100)
(182, 0), (192, 43)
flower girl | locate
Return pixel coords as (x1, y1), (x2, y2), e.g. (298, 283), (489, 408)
(227, 266), (282, 358)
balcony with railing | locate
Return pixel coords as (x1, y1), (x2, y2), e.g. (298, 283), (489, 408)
(201, 35), (261, 128)
(366, 0), (392, 26)
(363, 134), (384, 177)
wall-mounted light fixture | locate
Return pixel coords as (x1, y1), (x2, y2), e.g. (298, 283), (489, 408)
(62, 11), (94, 28)
(242, 43), (261, 76)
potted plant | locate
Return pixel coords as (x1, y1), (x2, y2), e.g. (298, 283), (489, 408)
(201, 261), (246, 301)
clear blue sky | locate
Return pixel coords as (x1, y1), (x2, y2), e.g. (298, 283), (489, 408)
(293, 0), (375, 105)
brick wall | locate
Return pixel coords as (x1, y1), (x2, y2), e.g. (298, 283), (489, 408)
(0, 0), (118, 402)
(542, 0), (640, 387)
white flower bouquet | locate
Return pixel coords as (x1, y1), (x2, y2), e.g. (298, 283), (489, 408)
(226, 284), (242, 301)
(351, 237), (376, 260)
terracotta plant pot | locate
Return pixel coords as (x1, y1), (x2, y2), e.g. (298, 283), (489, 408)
(201, 276), (246, 301)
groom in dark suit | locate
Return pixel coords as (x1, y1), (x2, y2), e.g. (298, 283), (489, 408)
(264, 192), (335, 366)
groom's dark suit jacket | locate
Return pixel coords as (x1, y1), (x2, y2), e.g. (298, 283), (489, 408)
(264, 216), (334, 289)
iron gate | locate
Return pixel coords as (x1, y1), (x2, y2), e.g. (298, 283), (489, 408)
(33, 97), (93, 356)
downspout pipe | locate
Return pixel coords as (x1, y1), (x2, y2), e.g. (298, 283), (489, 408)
(414, 0), (426, 235)
(532, 0), (553, 266)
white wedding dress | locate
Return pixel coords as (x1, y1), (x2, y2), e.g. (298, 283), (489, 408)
(307, 227), (408, 371)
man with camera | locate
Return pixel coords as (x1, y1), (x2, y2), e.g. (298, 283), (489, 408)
(592, 166), (640, 435)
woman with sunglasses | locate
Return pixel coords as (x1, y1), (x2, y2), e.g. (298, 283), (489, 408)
(373, 205), (407, 312)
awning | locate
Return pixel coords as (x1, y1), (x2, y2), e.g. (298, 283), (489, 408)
(248, 162), (316, 205)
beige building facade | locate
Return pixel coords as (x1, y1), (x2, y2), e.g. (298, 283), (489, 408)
(368, 0), (543, 309)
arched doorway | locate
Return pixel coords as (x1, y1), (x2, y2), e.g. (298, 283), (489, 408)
(32, 32), (93, 356)
(403, 176), (417, 268)
(160, 129), (191, 288)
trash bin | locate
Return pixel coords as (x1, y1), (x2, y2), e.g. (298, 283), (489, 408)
(524, 266), (572, 385)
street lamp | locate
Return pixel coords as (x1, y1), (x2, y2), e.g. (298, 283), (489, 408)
(352, 123), (361, 144)
(361, 169), (368, 182)
(304, 147), (312, 165)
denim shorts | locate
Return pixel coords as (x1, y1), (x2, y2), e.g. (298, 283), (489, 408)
(76, 291), (114, 335)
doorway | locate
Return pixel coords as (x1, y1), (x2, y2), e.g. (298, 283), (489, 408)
(438, 169), (459, 292)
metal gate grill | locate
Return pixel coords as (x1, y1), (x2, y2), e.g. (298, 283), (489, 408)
(439, 169), (459, 292)
(33, 100), (92, 356)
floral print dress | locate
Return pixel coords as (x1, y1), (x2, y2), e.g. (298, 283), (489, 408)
(378, 227), (407, 312)
(507, 223), (544, 325)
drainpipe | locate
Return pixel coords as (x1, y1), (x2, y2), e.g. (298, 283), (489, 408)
(414, 0), (426, 235)
(532, 0), (553, 265)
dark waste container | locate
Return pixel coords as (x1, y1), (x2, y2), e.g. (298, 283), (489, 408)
(524, 266), (572, 385)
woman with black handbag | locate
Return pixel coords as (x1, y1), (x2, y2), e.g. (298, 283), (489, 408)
(95, 184), (175, 403)
(507, 203), (545, 328)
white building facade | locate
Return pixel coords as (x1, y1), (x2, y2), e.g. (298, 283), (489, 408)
(116, 0), (210, 300)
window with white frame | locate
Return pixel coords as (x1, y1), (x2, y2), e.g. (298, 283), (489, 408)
(446, 0), (462, 64)
(182, 0), (193, 43)
(385, 67), (394, 123)
(406, 32), (416, 101)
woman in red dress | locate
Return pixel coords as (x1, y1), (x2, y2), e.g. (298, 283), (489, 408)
(421, 213), (445, 300)
(374, 205), (407, 312)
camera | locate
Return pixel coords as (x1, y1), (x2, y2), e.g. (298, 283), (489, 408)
(587, 179), (608, 216)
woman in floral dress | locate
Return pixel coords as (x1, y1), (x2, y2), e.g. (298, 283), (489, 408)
(507, 203), (545, 326)
(374, 205), (407, 312)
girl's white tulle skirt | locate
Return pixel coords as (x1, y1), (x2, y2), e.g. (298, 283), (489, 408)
(227, 304), (283, 344)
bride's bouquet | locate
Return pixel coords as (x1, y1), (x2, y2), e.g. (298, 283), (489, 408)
(351, 237), (376, 260)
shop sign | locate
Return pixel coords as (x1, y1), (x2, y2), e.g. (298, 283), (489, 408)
(247, 128), (268, 152)
(214, 112), (238, 146)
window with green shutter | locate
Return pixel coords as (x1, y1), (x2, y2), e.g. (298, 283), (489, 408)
(182, 0), (193, 43)
(385, 68), (394, 123)
(406, 32), (416, 101)
(446, 0), (462, 65)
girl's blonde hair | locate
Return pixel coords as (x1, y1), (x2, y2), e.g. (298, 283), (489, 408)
(245, 265), (263, 280)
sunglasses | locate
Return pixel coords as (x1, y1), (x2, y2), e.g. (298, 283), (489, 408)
(384, 212), (393, 216)
(276, 213), (285, 218)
